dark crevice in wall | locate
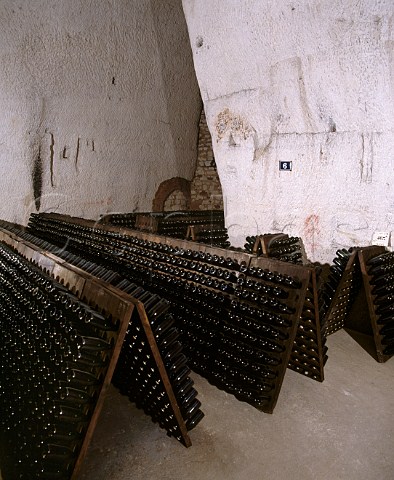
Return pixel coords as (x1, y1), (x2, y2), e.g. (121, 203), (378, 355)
(49, 132), (55, 187)
(32, 146), (43, 211)
(75, 137), (80, 170)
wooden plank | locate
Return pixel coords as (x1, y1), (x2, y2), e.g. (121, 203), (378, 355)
(249, 255), (308, 279)
(185, 225), (195, 241)
(136, 302), (192, 447)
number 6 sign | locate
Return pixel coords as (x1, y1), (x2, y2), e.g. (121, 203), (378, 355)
(279, 161), (292, 171)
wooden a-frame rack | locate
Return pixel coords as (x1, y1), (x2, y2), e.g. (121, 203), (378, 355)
(0, 226), (192, 480)
(322, 245), (393, 363)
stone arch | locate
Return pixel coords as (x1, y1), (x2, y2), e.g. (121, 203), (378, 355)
(152, 177), (191, 212)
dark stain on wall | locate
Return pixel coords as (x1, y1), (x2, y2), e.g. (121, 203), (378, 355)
(32, 146), (43, 211)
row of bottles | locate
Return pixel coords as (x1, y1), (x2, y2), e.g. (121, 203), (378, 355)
(1, 223), (122, 287)
(100, 212), (138, 228)
(0, 242), (116, 480)
(101, 210), (229, 247)
(243, 234), (304, 265)
(26, 213), (307, 413)
(265, 235), (304, 265)
(190, 227), (230, 249)
(244, 235), (260, 254)
(158, 211), (224, 236)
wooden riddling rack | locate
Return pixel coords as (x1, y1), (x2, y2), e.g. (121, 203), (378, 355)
(172, 253), (310, 414)
(1, 223), (198, 444)
(26, 213), (314, 413)
(0, 226), (194, 480)
(256, 236), (394, 366)
(247, 234), (326, 382)
(0, 222), (203, 440)
(318, 244), (394, 363)
(345, 246), (393, 363)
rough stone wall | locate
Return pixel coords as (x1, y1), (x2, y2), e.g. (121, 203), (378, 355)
(0, 0), (201, 225)
(190, 110), (224, 210)
(163, 189), (188, 211)
(182, 0), (394, 262)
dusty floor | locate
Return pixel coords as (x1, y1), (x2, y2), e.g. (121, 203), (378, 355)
(77, 330), (393, 479)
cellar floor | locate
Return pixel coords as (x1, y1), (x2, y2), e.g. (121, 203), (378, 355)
(76, 328), (394, 480)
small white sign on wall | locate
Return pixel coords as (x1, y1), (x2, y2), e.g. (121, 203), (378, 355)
(371, 231), (390, 246)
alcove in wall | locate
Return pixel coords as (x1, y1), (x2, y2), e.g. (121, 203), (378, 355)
(152, 109), (224, 212)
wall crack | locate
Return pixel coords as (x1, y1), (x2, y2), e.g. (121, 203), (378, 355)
(360, 132), (373, 184)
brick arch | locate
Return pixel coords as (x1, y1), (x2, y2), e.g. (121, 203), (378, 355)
(152, 177), (191, 212)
